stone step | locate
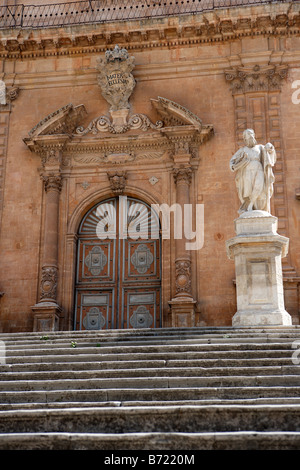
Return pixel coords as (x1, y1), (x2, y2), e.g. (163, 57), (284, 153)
(2, 334), (299, 349)
(1, 405), (300, 434)
(2, 430), (300, 450)
(0, 357), (296, 372)
(2, 396), (300, 411)
(0, 385), (299, 405)
(1, 374), (300, 392)
(2, 342), (297, 361)
(2, 333), (300, 349)
(0, 326), (298, 341)
(1, 364), (300, 382)
(1, 385), (299, 405)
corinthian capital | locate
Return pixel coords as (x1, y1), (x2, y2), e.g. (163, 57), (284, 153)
(42, 173), (62, 193)
(173, 166), (193, 186)
(225, 64), (288, 94)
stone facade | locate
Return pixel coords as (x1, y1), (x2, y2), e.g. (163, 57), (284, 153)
(0, 1), (300, 332)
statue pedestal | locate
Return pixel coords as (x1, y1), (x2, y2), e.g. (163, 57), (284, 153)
(226, 210), (292, 326)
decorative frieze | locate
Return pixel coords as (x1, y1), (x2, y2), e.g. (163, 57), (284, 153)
(75, 112), (163, 136)
(225, 64), (288, 95)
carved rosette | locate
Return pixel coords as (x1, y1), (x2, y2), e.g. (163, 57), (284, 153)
(173, 166), (193, 186)
(175, 259), (192, 296)
(40, 266), (58, 301)
(107, 170), (127, 195)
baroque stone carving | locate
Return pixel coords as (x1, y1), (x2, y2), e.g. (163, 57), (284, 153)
(151, 96), (203, 129)
(75, 113), (163, 135)
(40, 266), (58, 301)
(97, 45), (136, 112)
(107, 170), (127, 195)
(230, 129), (276, 214)
(129, 305), (153, 329)
(42, 173), (62, 193)
(131, 244), (154, 274)
(225, 64), (288, 94)
(175, 259), (192, 296)
(84, 246), (107, 276)
(173, 166), (193, 185)
(40, 148), (62, 167)
(27, 104), (86, 138)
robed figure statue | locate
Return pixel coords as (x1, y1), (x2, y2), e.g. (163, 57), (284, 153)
(230, 129), (276, 214)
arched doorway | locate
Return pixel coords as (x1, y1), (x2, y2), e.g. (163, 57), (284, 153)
(74, 196), (162, 330)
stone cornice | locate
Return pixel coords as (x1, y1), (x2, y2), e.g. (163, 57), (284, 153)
(0, 4), (300, 59)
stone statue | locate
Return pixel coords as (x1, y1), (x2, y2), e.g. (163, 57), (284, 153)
(230, 129), (276, 214)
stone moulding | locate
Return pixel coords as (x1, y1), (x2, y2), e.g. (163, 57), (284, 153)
(1, 5), (300, 59)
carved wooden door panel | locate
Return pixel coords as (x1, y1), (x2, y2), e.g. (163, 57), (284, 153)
(74, 197), (161, 330)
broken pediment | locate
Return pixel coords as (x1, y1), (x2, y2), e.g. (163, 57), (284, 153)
(26, 103), (87, 139)
(23, 98), (213, 166)
(150, 97), (203, 129)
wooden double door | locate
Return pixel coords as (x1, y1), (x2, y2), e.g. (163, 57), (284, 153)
(74, 197), (161, 330)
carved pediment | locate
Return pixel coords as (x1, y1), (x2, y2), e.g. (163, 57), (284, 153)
(151, 97), (203, 129)
(27, 103), (87, 138)
(24, 98), (214, 167)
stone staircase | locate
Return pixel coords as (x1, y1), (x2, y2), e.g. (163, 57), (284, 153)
(0, 326), (300, 450)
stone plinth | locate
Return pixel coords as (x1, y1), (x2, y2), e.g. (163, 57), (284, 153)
(32, 302), (61, 332)
(226, 210), (292, 327)
(168, 298), (196, 327)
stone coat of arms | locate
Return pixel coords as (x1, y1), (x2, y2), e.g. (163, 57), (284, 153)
(97, 45), (136, 112)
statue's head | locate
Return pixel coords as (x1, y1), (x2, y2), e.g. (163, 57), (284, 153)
(243, 129), (257, 148)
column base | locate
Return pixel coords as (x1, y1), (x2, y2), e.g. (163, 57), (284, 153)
(232, 308), (292, 327)
(168, 297), (196, 328)
(32, 302), (62, 332)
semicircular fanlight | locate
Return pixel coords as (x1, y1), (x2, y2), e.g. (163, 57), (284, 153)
(79, 199), (116, 238)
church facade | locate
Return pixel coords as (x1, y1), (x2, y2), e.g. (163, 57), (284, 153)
(0, 0), (300, 332)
